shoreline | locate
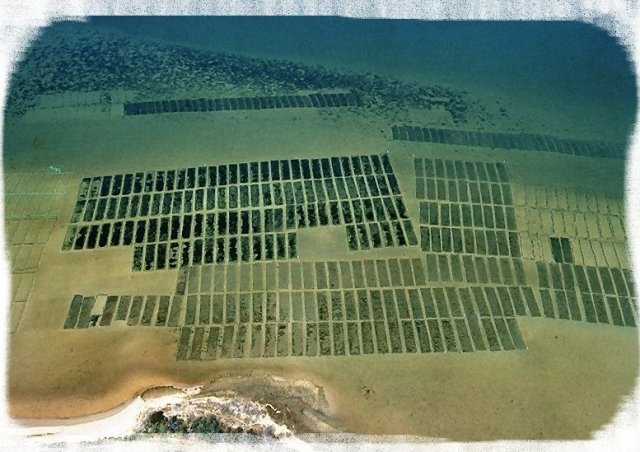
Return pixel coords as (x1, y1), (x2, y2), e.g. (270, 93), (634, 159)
(8, 372), (339, 441)
(7, 318), (639, 440)
(7, 394), (145, 440)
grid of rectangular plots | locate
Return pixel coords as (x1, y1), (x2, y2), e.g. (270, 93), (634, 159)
(517, 232), (630, 271)
(61, 153), (412, 251)
(538, 288), (637, 328)
(420, 221), (520, 258)
(60, 283), (532, 354)
(11, 273), (35, 304)
(179, 259), (431, 297)
(343, 203), (418, 250)
(4, 171), (70, 195)
(415, 157), (510, 186)
(66, 169), (230, 226)
(175, 285), (528, 361)
(8, 219), (53, 274)
(518, 205), (629, 269)
(536, 262), (637, 327)
(416, 158), (520, 258)
(5, 193), (66, 219)
(71, 154), (400, 217)
(6, 218), (56, 246)
(10, 244), (45, 273)
(123, 91), (364, 116)
(537, 262), (637, 300)
(574, 239), (629, 271)
(423, 253), (527, 286)
(279, 187), (415, 245)
(4, 171), (71, 220)
(515, 185), (625, 220)
(63, 293), (180, 328)
(65, 206), (296, 249)
(518, 205), (627, 243)
(173, 260), (529, 334)
(130, 232), (298, 271)
(61, 280), (531, 355)
(391, 124), (626, 160)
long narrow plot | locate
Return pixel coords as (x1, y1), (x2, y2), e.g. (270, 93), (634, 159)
(123, 92), (364, 116)
(392, 125), (626, 159)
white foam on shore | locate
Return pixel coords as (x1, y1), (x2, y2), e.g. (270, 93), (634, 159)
(3, 385), (296, 445)
(137, 393), (292, 438)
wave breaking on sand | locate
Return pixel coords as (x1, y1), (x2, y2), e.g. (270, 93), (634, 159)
(8, 375), (336, 445)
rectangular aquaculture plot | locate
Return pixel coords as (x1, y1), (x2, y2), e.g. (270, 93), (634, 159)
(555, 290), (570, 320)
(505, 318), (526, 350)
(373, 321), (389, 354)
(99, 295), (119, 327)
(168, 296), (184, 327)
(359, 321), (374, 354)
(453, 319), (473, 352)
(246, 325), (262, 358)
(332, 323), (346, 355)
(115, 295), (131, 321)
(426, 319), (445, 352)
(220, 325), (236, 359)
(479, 318), (500, 351)
(607, 296), (625, 326)
(62, 226), (78, 251)
(398, 320), (415, 353)
(305, 324), (318, 356)
(190, 327), (205, 360)
(440, 320), (458, 352)
(64, 295), (84, 329)
(467, 317), (489, 351)
(127, 296), (144, 326)
(387, 318), (403, 353)
(521, 287), (541, 317)
(176, 327), (192, 361)
(198, 294), (211, 325)
(539, 289), (556, 319)
(565, 290), (582, 321)
(493, 318), (515, 350)
(184, 295), (198, 325)
(508, 287), (527, 316)
(346, 225), (359, 250)
(156, 296), (170, 326)
(291, 323), (305, 356)
(234, 325), (248, 358)
(618, 297), (636, 327)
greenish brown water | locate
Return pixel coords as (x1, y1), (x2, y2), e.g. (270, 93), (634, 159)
(4, 18), (637, 441)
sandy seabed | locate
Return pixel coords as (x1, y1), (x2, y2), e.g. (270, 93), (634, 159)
(3, 22), (638, 442)
(4, 103), (638, 442)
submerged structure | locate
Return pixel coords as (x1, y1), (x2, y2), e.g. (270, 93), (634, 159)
(4, 18), (638, 440)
